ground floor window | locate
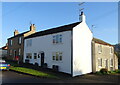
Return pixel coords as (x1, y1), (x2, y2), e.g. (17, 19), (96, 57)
(26, 53), (32, 59)
(10, 49), (12, 55)
(52, 52), (62, 61)
(110, 58), (113, 66)
(34, 53), (37, 59)
(98, 58), (102, 67)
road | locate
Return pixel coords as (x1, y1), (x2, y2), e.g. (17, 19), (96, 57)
(1, 71), (119, 85)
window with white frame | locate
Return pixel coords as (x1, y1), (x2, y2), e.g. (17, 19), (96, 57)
(34, 53), (37, 59)
(26, 39), (32, 47)
(52, 52), (62, 61)
(98, 45), (102, 53)
(10, 40), (12, 46)
(18, 48), (21, 55)
(19, 37), (22, 44)
(98, 58), (102, 67)
(59, 35), (62, 43)
(26, 53), (32, 59)
(53, 34), (62, 44)
(110, 47), (113, 54)
(110, 58), (113, 66)
(52, 52), (56, 60)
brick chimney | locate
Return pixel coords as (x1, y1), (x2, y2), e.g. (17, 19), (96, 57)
(30, 24), (36, 31)
(14, 30), (19, 36)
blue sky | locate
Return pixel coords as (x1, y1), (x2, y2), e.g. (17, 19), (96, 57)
(1, 2), (118, 47)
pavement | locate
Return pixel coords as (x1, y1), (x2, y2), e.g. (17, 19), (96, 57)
(1, 71), (120, 85)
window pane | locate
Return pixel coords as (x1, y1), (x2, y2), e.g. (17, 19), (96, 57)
(53, 56), (55, 60)
(59, 35), (62, 43)
(34, 53), (37, 59)
(59, 52), (62, 61)
(98, 58), (102, 66)
(56, 35), (59, 43)
(53, 36), (55, 43)
(110, 59), (113, 66)
(18, 48), (21, 55)
(56, 52), (58, 61)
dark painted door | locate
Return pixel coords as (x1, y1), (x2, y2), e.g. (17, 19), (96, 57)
(41, 52), (44, 67)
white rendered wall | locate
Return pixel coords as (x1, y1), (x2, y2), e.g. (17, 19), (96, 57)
(73, 22), (93, 77)
(24, 31), (72, 74)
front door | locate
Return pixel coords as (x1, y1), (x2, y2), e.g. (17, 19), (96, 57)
(14, 50), (16, 60)
(105, 59), (108, 69)
(41, 52), (44, 67)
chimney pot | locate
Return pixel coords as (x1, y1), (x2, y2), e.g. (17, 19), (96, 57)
(30, 24), (36, 31)
(14, 29), (19, 36)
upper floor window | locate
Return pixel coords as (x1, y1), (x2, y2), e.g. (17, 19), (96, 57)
(19, 37), (22, 44)
(98, 45), (102, 53)
(110, 47), (113, 54)
(53, 34), (62, 44)
(26, 39), (32, 47)
(10, 40), (12, 46)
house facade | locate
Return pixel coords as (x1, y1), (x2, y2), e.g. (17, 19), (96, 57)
(92, 38), (118, 73)
(7, 24), (36, 62)
(23, 12), (93, 77)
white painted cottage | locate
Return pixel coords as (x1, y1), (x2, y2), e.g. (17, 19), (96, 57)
(23, 12), (93, 77)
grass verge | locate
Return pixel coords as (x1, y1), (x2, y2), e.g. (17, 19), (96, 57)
(10, 66), (59, 79)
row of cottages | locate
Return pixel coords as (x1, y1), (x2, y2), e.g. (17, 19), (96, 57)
(23, 12), (93, 77)
(23, 12), (118, 76)
(7, 12), (118, 77)
(7, 24), (36, 61)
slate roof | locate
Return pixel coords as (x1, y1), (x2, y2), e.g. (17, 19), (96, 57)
(25, 22), (80, 39)
(8, 31), (29, 39)
(93, 38), (113, 46)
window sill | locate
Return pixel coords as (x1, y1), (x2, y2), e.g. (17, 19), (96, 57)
(52, 60), (63, 63)
(98, 66), (102, 68)
(110, 66), (113, 67)
(52, 43), (63, 45)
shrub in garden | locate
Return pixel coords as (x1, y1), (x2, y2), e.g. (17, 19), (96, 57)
(115, 69), (120, 73)
(100, 68), (108, 74)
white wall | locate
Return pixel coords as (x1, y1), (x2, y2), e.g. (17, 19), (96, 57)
(73, 22), (93, 77)
(24, 31), (72, 74)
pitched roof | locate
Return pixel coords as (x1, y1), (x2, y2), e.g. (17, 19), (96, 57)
(92, 38), (113, 46)
(25, 22), (80, 39)
(8, 31), (29, 39)
(1, 46), (8, 50)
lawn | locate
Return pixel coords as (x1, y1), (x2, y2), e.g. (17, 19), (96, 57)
(10, 66), (58, 79)
(6, 60), (58, 79)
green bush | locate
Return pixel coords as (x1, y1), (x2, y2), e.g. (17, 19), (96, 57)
(100, 68), (108, 74)
(115, 69), (120, 73)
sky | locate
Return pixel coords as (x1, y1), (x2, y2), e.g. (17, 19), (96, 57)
(1, 2), (118, 47)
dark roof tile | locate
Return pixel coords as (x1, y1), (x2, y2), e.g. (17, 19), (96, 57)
(25, 22), (80, 39)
